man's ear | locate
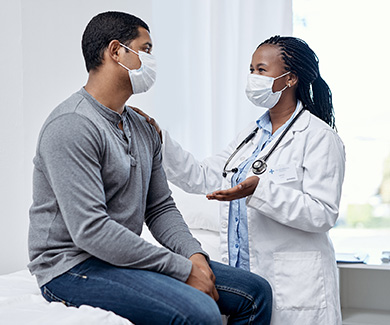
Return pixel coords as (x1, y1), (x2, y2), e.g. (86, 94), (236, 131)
(287, 73), (298, 88)
(107, 40), (122, 63)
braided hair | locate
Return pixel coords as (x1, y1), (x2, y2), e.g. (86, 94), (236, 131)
(259, 36), (335, 129)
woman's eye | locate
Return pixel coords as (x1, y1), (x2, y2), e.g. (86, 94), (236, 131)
(249, 68), (254, 73)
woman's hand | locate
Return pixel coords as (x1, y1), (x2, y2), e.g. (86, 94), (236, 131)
(206, 176), (260, 201)
(130, 106), (162, 142)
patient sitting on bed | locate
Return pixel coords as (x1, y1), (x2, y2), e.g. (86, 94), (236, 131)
(27, 11), (272, 325)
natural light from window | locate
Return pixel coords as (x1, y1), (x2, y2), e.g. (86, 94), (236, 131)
(293, 0), (390, 263)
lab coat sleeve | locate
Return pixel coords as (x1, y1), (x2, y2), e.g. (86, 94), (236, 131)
(161, 129), (236, 194)
(247, 128), (346, 233)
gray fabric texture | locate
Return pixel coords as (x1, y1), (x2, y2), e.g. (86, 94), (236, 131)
(28, 88), (206, 287)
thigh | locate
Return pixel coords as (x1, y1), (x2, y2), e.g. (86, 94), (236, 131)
(42, 257), (221, 325)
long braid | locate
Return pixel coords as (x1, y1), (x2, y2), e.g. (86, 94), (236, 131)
(258, 36), (336, 129)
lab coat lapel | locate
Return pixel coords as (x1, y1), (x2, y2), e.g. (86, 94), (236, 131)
(255, 109), (311, 157)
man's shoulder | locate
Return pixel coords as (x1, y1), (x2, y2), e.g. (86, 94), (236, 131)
(38, 90), (101, 144)
(46, 90), (89, 122)
(128, 108), (161, 147)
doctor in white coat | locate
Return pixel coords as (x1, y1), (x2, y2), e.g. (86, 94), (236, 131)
(135, 35), (345, 325)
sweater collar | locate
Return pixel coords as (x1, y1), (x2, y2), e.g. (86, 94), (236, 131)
(79, 88), (128, 124)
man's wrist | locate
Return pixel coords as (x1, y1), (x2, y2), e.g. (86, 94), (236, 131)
(189, 252), (209, 264)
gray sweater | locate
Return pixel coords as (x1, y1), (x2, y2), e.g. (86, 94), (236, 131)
(28, 88), (206, 287)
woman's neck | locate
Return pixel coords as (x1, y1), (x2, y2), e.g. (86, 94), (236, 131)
(269, 99), (297, 134)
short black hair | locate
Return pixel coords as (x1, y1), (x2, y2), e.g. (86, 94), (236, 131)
(81, 11), (149, 72)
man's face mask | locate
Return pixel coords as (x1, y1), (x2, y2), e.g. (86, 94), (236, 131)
(118, 43), (156, 94)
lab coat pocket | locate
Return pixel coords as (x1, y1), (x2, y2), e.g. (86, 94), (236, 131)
(273, 251), (326, 310)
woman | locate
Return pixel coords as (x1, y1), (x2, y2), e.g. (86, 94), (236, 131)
(136, 35), (345, 324)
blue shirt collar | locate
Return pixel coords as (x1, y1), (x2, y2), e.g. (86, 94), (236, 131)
(255, 102), (301, 136)
(256, 110), (272, 134)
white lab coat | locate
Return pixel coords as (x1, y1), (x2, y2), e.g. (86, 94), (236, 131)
(161, 101), (345, 325)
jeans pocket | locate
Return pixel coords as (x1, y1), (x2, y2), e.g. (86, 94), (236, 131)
(273, 251), (327, 310)
(41, 285), (77, 307)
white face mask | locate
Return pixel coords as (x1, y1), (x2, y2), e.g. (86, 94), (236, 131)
(245, 71), (290, 108)
(118, 43), (156, 94)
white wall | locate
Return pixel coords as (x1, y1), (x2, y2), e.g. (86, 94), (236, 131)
(0, 0), (25, 275)
(0, 0), (154, 275)
(0, 0), (292, 274)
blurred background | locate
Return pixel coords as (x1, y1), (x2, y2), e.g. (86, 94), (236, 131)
(1, 0), (389, 274)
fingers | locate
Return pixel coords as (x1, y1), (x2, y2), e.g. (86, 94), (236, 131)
(186, 264), (219, 301)
(206, 176), (260, 201)
(206, 184), (244, 201)
(212, 286), (220, 301)
(130, 106), (153, 124)
(129, 106), (149, 119)
(206, 268), (219, 300)
(129, 106), (162, 141)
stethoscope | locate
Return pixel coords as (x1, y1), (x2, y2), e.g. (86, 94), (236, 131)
(222, 108), (305, 177)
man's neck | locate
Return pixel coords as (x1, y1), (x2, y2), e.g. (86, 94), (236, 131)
(84, 72), (132, 115)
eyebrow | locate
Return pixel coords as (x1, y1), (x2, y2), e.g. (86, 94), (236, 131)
(250, 63), (267, 68)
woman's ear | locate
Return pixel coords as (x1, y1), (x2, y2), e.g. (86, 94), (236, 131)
(287, 73), (298, 88)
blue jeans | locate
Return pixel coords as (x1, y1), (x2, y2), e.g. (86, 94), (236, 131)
(41, 257), (272, 324)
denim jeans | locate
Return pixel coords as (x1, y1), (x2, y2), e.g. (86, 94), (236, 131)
(41, 257), (272, 324)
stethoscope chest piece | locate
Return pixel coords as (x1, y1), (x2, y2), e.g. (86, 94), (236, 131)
(222, 108), (305, 178)
(252, 158), (267, 175)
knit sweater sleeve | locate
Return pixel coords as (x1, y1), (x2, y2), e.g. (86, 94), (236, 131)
(37, 113), (197, 282)
(143, 125), (208, 261)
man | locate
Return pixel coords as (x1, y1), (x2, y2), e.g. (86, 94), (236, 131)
(28, 11), (272, 324)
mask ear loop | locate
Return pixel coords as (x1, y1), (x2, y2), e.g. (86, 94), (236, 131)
(119, 43), (139, 56)
(118, 43), (143, 73)
(274, 71), (291, 80)
(273, 71), (291, 93)
(279, 85), (288, 92)
(117, 61), (130, 71)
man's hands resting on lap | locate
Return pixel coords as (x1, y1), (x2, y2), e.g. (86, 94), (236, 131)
(186, 253), (219, 301)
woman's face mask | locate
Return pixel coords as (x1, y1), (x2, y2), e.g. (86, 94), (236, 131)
(245, 71), (290, 108)
(118, 43), (156, 94)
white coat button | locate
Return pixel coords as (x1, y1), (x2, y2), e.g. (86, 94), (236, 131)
(240, 156), (246, 161)
(221, 221), (228, 228)
(222, 257), (228, 263)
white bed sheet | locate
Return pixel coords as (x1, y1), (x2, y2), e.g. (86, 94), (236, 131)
(0, 228), (220, 325)
(0, 269), (132, 325)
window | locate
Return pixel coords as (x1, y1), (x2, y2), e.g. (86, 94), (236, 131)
(293, 0), (390, 262)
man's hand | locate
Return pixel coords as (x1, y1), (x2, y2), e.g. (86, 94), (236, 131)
(186, 253), (219, 301)
(206, 176), (260, 201)
(130, 106), (162, 142)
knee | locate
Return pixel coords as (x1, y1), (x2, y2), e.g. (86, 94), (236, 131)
(251, 274), (273, 321)
(178, 295), (222, 325)
(194, 302), (222, 324)
(252, 274), (273, 306)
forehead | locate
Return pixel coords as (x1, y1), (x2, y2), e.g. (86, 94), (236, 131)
(251, 44), (283, 67)
(130, 27), (152, 46)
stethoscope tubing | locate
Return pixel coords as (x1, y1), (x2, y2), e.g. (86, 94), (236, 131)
(222, 108), (305, 177)
(252, 108), (305, 175)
